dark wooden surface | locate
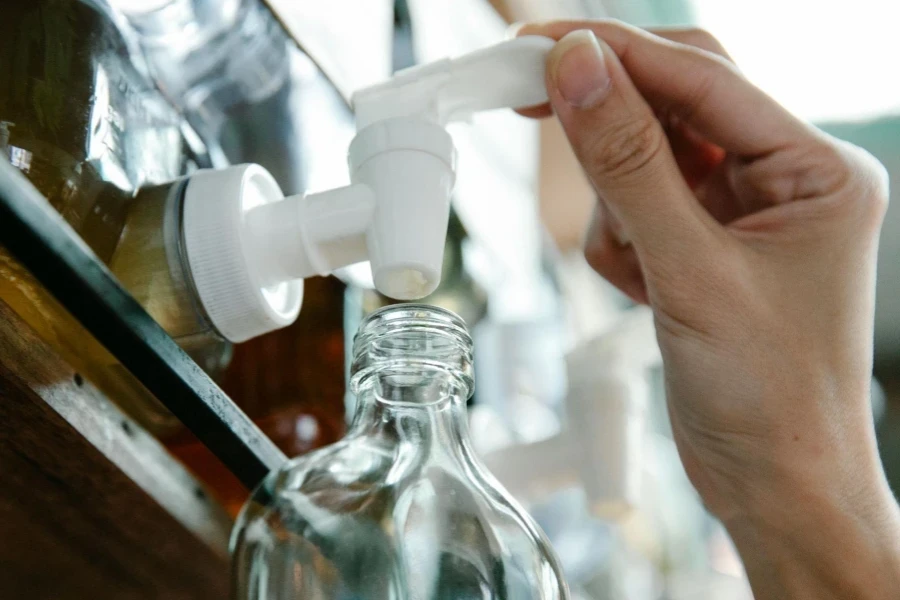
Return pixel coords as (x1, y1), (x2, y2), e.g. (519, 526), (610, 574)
(0, 299), (232, 599)
(165, 276), (348, 516)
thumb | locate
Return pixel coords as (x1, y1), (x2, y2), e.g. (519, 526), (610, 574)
(547, 30), (711, 259)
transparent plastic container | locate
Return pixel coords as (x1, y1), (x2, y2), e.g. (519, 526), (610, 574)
(113, 0), (341, 196)
(0, 0), (225, 434)
(231, 304), (569, 599)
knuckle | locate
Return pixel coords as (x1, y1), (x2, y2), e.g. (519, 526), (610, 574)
(824, 140), (890, 226)
(799, 141), (852, 197)
(674, 63), (726, 124)
(582, 116), (666, 181)
(850, 146), (890, 219)
(599, 18), (645, 41)
(650, 26), (732, 62)
(689, 27), (726, 54)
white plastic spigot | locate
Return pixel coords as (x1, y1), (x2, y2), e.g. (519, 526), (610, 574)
(352, 35), (554, 128)
(481, 308), (662, 520)
(181, 37), (555, 342)
(348, 35), (554, 300)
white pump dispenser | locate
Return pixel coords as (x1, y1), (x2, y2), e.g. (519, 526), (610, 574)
(181, 36), (555, 342)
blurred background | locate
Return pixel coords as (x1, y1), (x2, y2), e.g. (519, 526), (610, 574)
(0, 0), (897, 598)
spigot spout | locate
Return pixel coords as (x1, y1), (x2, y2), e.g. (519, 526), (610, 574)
(244, 184), (375, 287)
(347, 36), (555, 299)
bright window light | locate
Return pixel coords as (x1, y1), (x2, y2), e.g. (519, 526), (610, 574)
(690, 0), (900, 122)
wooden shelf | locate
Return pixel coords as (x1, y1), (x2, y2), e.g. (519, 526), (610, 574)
(0, 299), (232, 599)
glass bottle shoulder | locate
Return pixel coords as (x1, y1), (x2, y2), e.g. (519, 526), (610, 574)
(235, 412), (568, 599)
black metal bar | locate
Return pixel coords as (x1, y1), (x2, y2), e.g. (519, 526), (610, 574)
(0, 160), (286, 490)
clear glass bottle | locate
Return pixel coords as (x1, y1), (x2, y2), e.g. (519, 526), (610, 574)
(231, 304), (569, 599)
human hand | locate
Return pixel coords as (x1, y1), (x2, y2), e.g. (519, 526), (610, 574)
(519, 20), (899, 598)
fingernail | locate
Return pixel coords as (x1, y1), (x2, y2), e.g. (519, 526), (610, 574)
(549, 30), (611, 109)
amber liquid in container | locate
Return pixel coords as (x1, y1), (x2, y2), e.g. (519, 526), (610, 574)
(1, 1), (347, 514)
(164, 276), (347, 516)
(0, 0), (227, 433)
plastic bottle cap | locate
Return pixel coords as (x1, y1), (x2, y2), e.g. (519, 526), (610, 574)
(182, 164), (303, 342)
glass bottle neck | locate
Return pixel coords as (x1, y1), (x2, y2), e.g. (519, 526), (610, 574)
(347, 383), (470, 456)
(347, 304), (475, 453)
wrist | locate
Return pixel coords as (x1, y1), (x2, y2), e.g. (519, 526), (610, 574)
(724, 472), (900, 600)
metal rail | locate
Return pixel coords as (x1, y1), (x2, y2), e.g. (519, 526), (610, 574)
(0, 160), (286, 490)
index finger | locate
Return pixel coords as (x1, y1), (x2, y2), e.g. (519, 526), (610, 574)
(514, 25), (736, 119)
(518, 20), (812, 157)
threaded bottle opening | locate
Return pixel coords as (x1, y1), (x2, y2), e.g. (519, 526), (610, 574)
(350, 304), (474, 399)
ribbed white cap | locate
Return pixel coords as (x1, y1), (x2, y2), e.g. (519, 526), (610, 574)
(182, 164), (303, 343)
